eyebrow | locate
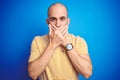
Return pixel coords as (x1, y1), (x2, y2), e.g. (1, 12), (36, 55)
(60, 16), (67, 19)
(49, 17), (56, 20)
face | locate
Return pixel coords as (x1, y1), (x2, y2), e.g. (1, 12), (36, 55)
(46, 5), (70, 28)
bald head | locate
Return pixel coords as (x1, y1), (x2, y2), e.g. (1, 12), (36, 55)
(47, 3), (68, 17)
(46, 3), (70, 28)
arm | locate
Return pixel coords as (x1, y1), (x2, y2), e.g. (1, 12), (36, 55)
(28, 43), (55, 80)
(66, 48), (92, 78)
(48, 23), (92, 78)
(62, 37), (92, 78)
(28, 24), (66, 80)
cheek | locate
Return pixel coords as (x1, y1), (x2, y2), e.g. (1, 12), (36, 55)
(49, 22), (55, 25)
(52, 23), (56, 26)
(63, 21), (68, 25)
(60, 20), (66, 24)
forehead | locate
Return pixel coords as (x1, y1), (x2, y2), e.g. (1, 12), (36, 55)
(48, 4), (68, 18)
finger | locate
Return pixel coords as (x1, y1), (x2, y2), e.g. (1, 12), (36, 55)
(58, 24), (66, 33)
(50, 26), (55, 32)
(48, 23), (52, 28)
(61, 26), (68, 34)
(63, 31), (68, 37)
(52, 25), (57, 30)
(59, 24), (65, 30)
(48, 24), (53, 35)
(49, 28), (52, 35)
(49, 24), (56, 33)
(62, 28), (68, 37)
(59, 22), (68, 30)
(58, 25), (68, 34)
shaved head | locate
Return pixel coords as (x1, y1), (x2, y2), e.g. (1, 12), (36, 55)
(46, 2), (70, 28)
(47, 2), (68, 17)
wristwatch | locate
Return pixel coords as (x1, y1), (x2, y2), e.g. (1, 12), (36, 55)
(66, 43), (73, 51)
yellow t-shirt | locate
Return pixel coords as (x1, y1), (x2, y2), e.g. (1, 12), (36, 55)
(28, 34), (88, 80)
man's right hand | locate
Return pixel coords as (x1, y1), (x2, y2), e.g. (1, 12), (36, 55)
(48, 24), (68, 49)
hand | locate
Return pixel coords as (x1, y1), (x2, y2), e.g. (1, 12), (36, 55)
(48, 24), (68, 49)
(60, 24), (71, 47)
(61, 35), (71, 47)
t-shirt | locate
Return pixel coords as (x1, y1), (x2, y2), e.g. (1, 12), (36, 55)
(29, 34), (88, 80)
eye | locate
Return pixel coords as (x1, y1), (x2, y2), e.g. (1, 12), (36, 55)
(50, 19), (55, 22)
(49, 18), (56, 22)
(60, 17), (66, 21)
(62, 18), (66, 21)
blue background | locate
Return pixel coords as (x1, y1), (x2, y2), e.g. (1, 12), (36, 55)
(0, 0), (120, 80)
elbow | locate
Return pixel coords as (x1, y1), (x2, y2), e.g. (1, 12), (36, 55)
(28, 72), (38, 80)
(84, 70), (92, 78)
(28, 63), (38, 80)
(29, 75), (38, 80)
(83, 67), (92, 78)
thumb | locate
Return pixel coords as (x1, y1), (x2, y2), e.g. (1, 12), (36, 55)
(48, 24), (52, 36)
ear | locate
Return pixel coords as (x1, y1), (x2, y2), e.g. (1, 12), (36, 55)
(46, 19), (49, 25)
(67, 18), (70, 25)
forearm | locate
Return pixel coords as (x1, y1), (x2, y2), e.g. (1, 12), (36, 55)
(28, 43), (55, 80)
(66, 48), (92, 78)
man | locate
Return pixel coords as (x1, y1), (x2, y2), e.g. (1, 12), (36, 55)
(28, 2), (92, 80)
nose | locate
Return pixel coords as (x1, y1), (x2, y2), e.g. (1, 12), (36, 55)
(56, 20), (61, 27)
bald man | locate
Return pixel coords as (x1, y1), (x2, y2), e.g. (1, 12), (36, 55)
(28, 2), (92, 80)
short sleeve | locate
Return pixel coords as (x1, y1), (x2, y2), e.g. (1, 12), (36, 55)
(28, 37), (41, 62)
(75, 36), (89, 55)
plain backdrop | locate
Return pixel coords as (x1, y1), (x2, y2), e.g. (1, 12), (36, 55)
(0, 0), (120, 80)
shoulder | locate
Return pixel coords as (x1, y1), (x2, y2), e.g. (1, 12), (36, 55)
(70, 34), (89, 54)
(69, 33), (87, 47)
(69, 33), (86, 42)
(32, 34), (49, 47)
(31, 34), (48, 43)
(33, 34), (48, 40)
(31, 34), (49, 45)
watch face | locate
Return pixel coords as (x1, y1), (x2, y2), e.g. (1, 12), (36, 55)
(66, 43), (73, 51)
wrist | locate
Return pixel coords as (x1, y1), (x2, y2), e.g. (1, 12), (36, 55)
(62, 36), (71, 47)
(65, 43), (73, 51)
(62, 41), (71, 47)
(48, 42), (56, 50)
